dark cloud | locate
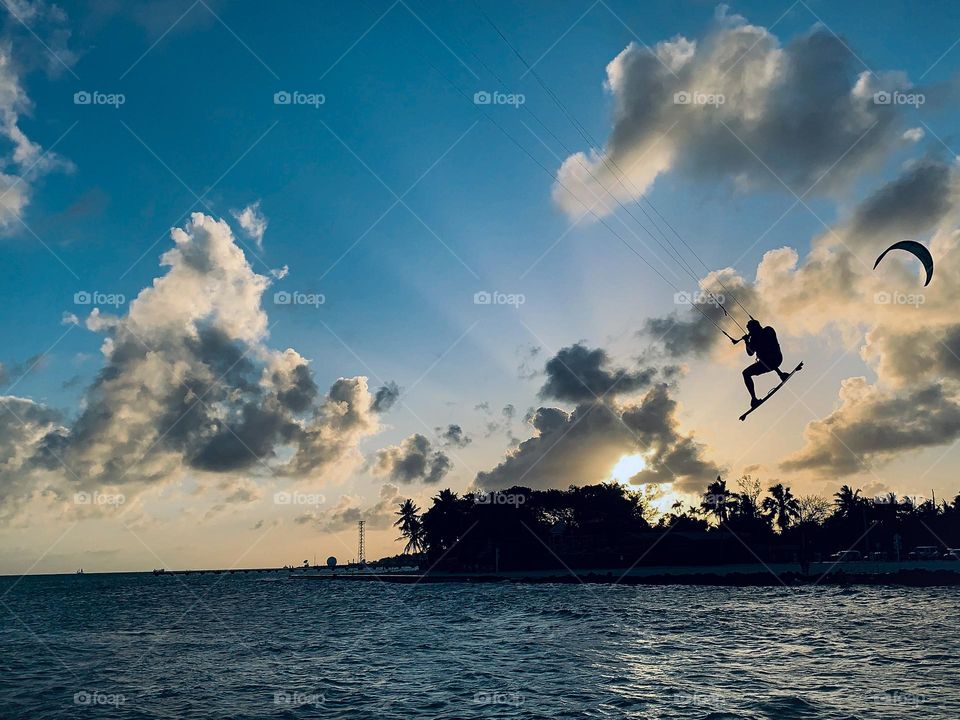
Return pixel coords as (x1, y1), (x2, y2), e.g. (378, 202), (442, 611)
(848, 160), (954, 243)
(476, 382), (719, 493)
(0, 353), (49, 386)
(375, 434), (451, 485)
(372, 381), (401, 413)
(782, 379), (960, 476)
(540, 343), (657, 402)
(438, 424), (471, 448)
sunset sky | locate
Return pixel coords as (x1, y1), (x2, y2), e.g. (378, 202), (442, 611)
(2, 0), (959, 574)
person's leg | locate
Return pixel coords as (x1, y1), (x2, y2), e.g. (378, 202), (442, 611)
(742, 361), (766, 403)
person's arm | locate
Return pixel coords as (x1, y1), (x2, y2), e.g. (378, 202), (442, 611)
(745, 335), (755, 356)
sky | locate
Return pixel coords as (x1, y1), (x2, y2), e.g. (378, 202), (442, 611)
(1, 0), (959, 574)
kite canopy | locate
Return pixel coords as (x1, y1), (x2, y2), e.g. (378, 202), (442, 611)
(873, 240), (934, 287)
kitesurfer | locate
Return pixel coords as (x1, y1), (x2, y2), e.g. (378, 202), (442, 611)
(741, 319), (789, 408)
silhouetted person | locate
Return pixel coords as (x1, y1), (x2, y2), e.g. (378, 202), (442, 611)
(742, 319), (788, 407)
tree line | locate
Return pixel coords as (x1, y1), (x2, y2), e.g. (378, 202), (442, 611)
(390, 478), (960, 572)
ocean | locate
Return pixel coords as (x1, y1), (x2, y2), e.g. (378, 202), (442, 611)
(1, 573), (957, 718)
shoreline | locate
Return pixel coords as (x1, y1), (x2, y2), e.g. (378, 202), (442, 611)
(288, 560), (960, 586)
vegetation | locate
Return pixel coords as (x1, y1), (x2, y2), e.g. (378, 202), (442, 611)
(390, 477), (960, 572)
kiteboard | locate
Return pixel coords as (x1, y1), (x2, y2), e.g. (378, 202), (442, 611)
(739, 362), (804, 421)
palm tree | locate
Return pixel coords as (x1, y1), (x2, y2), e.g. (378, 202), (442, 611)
(394, 499), (424, 554)
(833, 485), (863, 518)
(762, 483), (801, 533)
(701, 477), (736, 525)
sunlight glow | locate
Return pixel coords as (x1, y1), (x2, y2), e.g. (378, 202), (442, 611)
(609, 453), (647, 484)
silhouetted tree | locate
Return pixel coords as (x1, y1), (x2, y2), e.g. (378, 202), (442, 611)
(833, 485), (864, 518)
(762, 483), (800, 533)
(394, 499), (424, 554)
(701, 477), (736, 525)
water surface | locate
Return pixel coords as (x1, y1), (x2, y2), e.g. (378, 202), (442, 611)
(1, 573), (956, 718)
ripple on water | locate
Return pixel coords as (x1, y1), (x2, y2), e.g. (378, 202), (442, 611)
(0, 578), (957, 719)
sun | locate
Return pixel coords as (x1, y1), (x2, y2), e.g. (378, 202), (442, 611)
(609, 453), (647, 485)
(609, 453), (684, 515)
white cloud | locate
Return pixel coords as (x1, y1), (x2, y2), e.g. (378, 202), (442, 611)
(231, 200), (268, 250)
(555, 8), (922, 218)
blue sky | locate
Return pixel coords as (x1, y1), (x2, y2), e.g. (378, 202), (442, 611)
(2, 0), (960, 570)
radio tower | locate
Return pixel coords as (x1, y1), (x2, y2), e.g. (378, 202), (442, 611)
(357, 520), (366, 566)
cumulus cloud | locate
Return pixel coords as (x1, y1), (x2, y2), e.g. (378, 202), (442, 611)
(231, 200), (268, 250)
(0, 397), (62, 520)
(0, 4), (75, 232)
(474, 344), (713, 492)
(638, 154), (960, 476)
(374, 434), (451, 485)
(540, 343), (658, 402)
(554, 8), (922, 217)
(2, 213), (386, 518)
(782, 379), (960, 475)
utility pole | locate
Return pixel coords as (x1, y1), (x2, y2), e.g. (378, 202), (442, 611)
(357, 520), (366, 566)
